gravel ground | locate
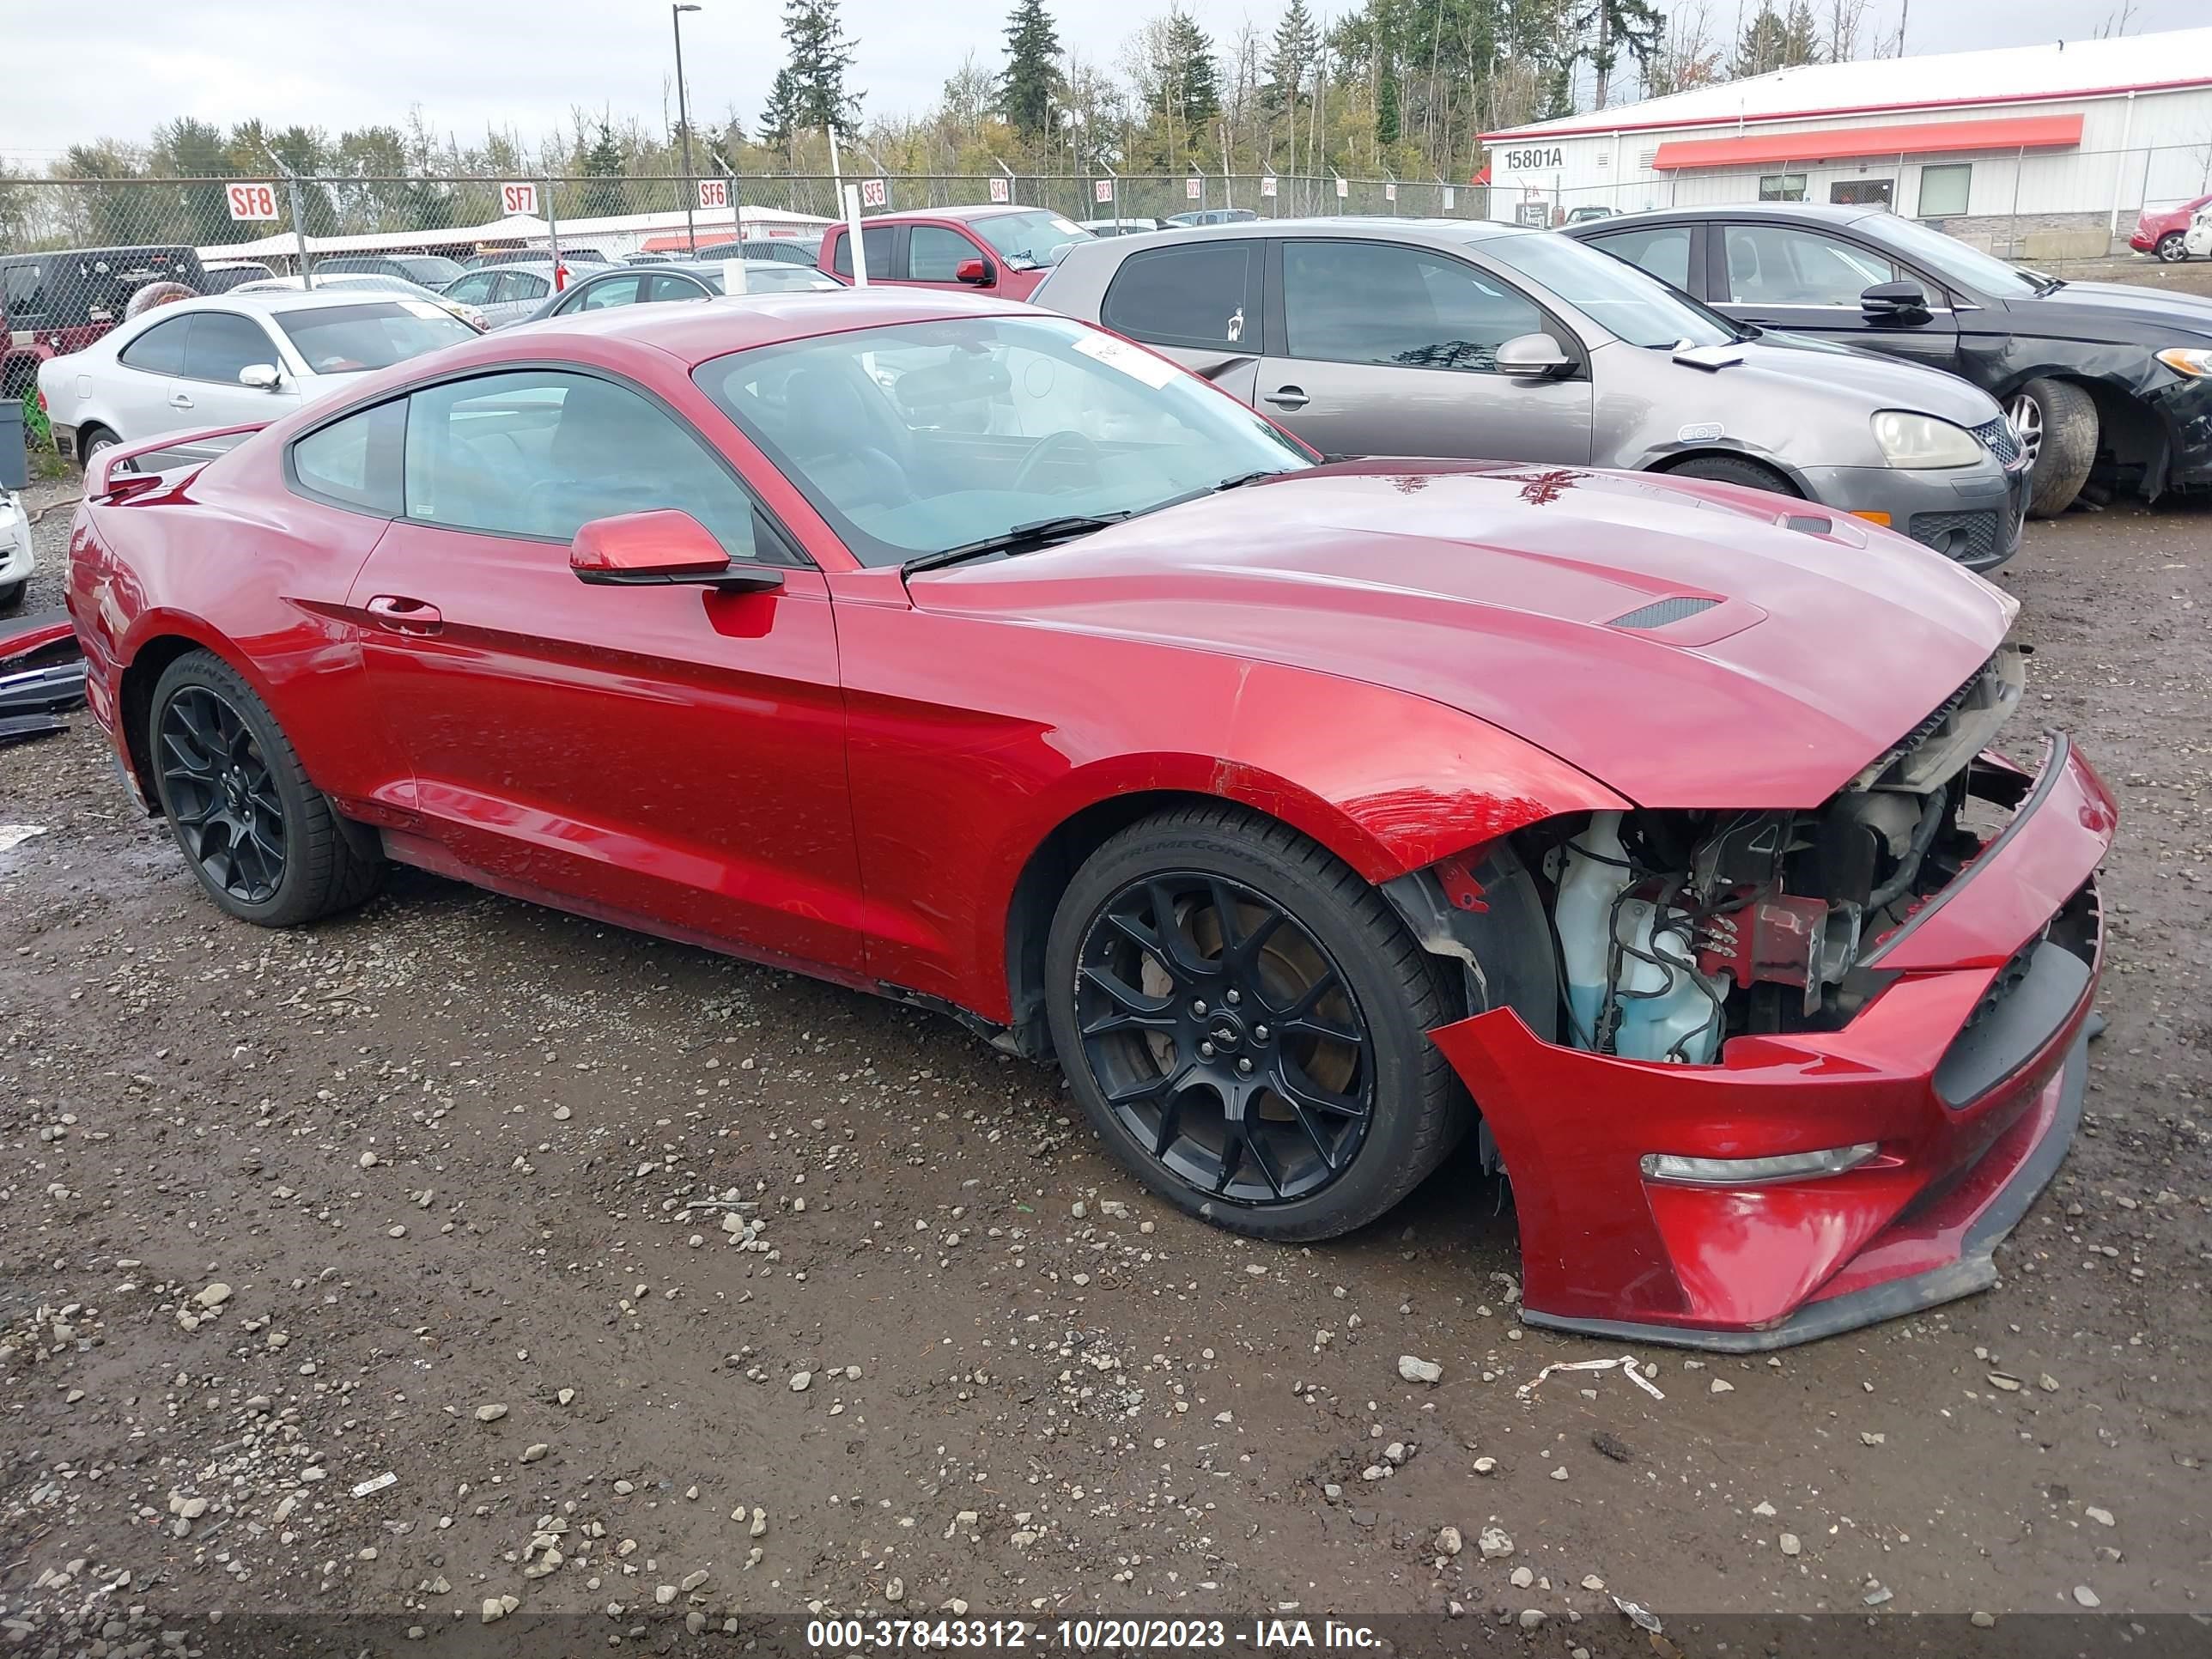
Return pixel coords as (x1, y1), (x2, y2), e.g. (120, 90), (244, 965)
(2, 467), (2208, 1659)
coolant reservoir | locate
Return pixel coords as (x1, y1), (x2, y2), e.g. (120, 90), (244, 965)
(1557, 812), (1725, 1064)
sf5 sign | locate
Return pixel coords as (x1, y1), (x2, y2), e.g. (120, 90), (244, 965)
(500, 181), (539, 216)
(860, 178), (887, 208)
(225, 182), (279, 222)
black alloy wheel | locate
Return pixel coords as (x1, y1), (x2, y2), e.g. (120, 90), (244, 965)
(157, 683), (288, 903)
(1073, 871), (1376, 1206)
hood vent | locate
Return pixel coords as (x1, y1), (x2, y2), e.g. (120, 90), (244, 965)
(1607, 595), (1721, 630)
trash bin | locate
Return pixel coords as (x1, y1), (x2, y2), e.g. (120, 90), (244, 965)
(0, 395), (25, 491)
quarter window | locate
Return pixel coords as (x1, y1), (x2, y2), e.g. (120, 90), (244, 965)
(1917, 163), (1972, 218)
(1281, 240), (1541, 372)
(831, 226), (896, 278)
(401, 369), (759, 557)
(1722, 223), (1897, 307)
(1099, 240), (1259, 349)
(179, 311), (280, 383)
(290, 399), (405, 515)
(118, 315), (192, 376)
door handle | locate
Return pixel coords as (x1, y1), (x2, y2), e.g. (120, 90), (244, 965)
(168, 392), (195, 409)
(364, 594), (444, 635)
(1261, 386), (1310, 410)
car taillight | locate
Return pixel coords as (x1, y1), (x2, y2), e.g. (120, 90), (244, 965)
(34, 387), (46, 413)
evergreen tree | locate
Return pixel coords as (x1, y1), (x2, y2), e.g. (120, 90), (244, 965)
(999, 0), (1063, 139)
(1264, 0), (1319, 112)
(578, 121), (629, 218)
(780, 0), (863, 138)
(1375, 69), (1401, 145)
(1731, 1), (1821, 76)
(758, 66), (805, 149)
(1163, 10), (1222, 126)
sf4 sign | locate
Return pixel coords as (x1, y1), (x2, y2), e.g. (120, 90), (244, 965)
(988, 175), (1009, 204)
(860, 178), (887, 208)
(697, 177), (730, 211)
(499, 181), (539, 217)
(225, 181), (278, 222)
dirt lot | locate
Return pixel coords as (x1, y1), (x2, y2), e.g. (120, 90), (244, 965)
(3, 459), (2209, 1659)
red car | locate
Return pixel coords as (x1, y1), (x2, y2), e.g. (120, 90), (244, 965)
(817, 205), (1093, 300)
(65, 293), (2113, 1350)
(2130, 193), (2212, 263)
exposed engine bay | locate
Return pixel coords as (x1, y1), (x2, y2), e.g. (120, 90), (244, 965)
(1537, 643), (2029, 1062)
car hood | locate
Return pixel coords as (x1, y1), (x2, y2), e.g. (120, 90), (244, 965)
(909, 461), (2018, 809)
(1721, 337), (2002, 424)
(2000, 279), (2212, 341)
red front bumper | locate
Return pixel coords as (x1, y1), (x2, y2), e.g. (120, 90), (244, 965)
(1430, 736), (2116, 1351)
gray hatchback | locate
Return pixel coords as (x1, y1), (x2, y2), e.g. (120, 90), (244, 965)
(1033, 219), (2031, 570)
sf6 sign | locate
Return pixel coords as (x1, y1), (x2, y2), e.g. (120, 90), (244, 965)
(698, 177), (730, 210)
(1498, 145), (1565, 171)
(225, 181), (279, 222)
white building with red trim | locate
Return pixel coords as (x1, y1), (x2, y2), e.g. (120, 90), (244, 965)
(1480, 27), (2212, 253)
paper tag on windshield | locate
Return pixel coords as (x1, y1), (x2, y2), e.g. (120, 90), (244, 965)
(1071, 332), (1179, 390)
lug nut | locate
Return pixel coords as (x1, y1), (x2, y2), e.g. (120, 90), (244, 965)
(1252, 1024), (1269, 1042)
(1192, 1000), (1207, 1015)
(1237, 1058), (1253, 1074)
(1199, 1041), (1216, 1058)
(1225, 988), (1242, 1005)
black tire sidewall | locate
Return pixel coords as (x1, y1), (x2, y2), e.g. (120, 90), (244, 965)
(149, 653), (321, 926)
(1666, 456), (1800, 498)
(1044, 815), (1453, 1241)
(2019, 377), (2097, 519)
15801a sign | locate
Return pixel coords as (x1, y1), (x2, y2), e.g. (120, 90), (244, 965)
(1498, 145), (1565, 171)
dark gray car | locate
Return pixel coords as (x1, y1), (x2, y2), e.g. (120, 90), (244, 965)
(1033, 219), (2031, 570)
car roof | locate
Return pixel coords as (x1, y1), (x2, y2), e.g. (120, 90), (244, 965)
(853, 204), (1037, 225)
(1075, 216), (1534, 251)
(139, 289), (443, 318)
(1561, 202), (1884, 232)
(485, 288), (1036, 363)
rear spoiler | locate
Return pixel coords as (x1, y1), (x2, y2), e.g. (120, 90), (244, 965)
(88, 422), (272, 501)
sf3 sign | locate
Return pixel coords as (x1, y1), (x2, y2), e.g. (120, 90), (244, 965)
(697, 178), (730, 211)
(225, 182), (279, 222)
(499, 181), (538, 216)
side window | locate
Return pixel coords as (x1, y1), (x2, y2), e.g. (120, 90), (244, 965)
(402, 369), (761, 558)
(289, 398), (405, 515)
(1099, 240), (1258, 349)
(908, 227), (979, 282)
(118, 316), (192, 375)
(1722, 224), (1897, 306)
(577, 275), (644, 311)
(1282, 240), (1541, 373)
(2, 261), (43, 313)
(445, 272), (496, 304)
(179, 311), (281, 383)
(510, 272), (551, 301)
(1588, 226), (1692, 293)
(646, 272), (713, 302)
(830, 226), (896, 278)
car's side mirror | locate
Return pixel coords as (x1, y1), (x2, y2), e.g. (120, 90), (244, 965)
(239, 362), (283, 391)
(1495, 331), (1572, 377)
(955, 257), (995, 287)
(570, 510), (785, 593)
(1861, 280), (1929, 316)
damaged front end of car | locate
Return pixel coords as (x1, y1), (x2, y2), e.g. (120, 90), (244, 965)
(1385, 641), (2116, 1350)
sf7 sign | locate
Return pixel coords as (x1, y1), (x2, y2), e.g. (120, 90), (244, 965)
(225, 182), (279, 222)
(499, 181), (539, 216)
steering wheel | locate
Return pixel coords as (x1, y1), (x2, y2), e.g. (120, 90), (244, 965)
(1009, 428), (1105, 495)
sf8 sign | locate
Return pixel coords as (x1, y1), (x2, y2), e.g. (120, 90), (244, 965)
(226, 182), (279, 222)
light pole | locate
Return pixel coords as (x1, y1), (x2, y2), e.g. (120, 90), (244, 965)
(672, 3), (702, 252)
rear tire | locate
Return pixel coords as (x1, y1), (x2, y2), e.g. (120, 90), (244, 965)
(1044, 804), (1464, 1242)
(2156, 231), (2189, 264)
(0, 580), (23, 613)
(1662, 453), (1802, 497)
(2012, 378), (2097, 518)
(148, 651), (383, 927)
(79, 426), (118, 466)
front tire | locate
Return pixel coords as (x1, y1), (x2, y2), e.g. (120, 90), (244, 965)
(2156, 231), (2189, 264)
(148, 651), (382, 926)
(2012, 378), (2097, 518)
(1662, 453), (1802, 497)
(1044, 805), (1463, 1241)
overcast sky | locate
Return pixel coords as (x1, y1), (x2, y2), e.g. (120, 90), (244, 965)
(1, 0), (2199, 165)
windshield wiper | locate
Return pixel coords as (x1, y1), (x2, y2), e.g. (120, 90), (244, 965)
(902, 514), (1130, 575)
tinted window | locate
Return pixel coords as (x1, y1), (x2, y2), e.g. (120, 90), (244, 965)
(291, 398), (405, 514)
(576, 274), (645, 311)
(831, 226), (896, 278)
(647, 271), (715, 302)
(276, 301), (475, 374)
(505, 271), (552, 301)
(908, 227), (979, 282)
(180, 311), (280, 382)
(1283, 240), (1540, 372)
(443, 271), (497, 304)
(1100, 240), (1259, 349)
(1588, 225), (1692, 292)
(118, 315), (191, 375)
(403, 369), (758, 556)
(3, 261), (43, 313)
(1723, 224), (1895, 306)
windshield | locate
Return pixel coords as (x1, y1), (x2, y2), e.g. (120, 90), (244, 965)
(276, 301), (477, 374)
(700, 264), (842, 294)
(972, 210), (1092, 269)
(694, 314), (1310, 568)
(398, 255), (466, 288)
(1480, 230), (1737, 348)
(1861, 214), (2042, 297)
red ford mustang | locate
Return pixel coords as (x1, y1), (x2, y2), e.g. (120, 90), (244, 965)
(66, 291), (2114, 1350)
